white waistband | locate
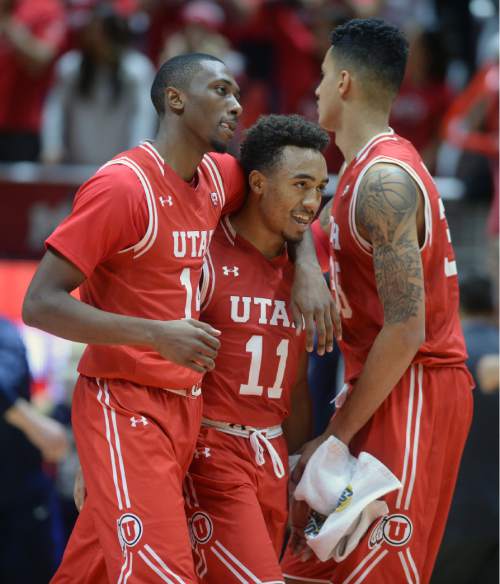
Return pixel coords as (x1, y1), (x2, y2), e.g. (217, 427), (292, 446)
(201, 417), (285, 479)
(201, 417), (283, 438)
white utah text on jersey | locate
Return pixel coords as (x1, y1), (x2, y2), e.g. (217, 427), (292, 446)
(230, 296), (292, 328)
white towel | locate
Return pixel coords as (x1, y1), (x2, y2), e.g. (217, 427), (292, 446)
(294, 436), (401, 562)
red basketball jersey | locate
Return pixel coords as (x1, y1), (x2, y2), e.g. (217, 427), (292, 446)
(199, 216), (306, 427)
(47, 142), (245, 389)
(329, 130), (468, 384)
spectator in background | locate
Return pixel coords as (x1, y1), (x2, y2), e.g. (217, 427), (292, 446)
(390, 29), (453, 173)
(0, 0), (66, 162)
(41, 2), (156, 165)
(0, 316), (69, 584)
(442, 50), (499, 305)
(431, 274), (499, 584)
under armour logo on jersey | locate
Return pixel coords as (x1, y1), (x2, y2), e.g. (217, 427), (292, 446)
(194, 447), (211, 459)
(130, 416), (148, 428)
(222, 266), (239, 277)
(210, 192), (218, 207)
(159, 195), (173, 207)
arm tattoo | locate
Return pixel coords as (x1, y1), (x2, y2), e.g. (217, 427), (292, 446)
(356, 166), (423, 324)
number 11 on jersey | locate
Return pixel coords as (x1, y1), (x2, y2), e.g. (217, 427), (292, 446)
(240, 335), (289, 399)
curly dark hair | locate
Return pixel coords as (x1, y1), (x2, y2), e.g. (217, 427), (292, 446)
(239, 114), (330, 177)
(151, 53), (224, 116)
(330, 18), (409, 96)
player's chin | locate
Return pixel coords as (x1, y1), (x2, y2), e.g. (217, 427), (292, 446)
(209, 136), (229, 153)
(284, 230), (306, 245)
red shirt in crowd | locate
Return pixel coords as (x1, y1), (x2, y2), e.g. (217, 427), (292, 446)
(0, 0), (66, 132)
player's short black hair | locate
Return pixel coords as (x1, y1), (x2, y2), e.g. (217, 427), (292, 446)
(460, 273), (495, 315)
(151, 53), (225, 116)
(239, 114), (329, 177)
(330, 18), (409, 97)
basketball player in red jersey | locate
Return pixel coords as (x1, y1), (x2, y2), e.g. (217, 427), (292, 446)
(281, 19), (474, 584)
(22, 53), (334, 583)
(185, 114), (330, 584)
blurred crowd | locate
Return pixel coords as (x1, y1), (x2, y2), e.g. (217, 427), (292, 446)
(0, 0), (498, 583)
(0, 0), (497, 172)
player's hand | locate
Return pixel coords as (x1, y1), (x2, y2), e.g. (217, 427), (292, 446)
(153, 319), (221, 373)
(37, 417), (70, 463)
(290, 434), (327, 487)
(74, 465), (86, 512)
(291, 263), (341, 355)
(289, 498), (314, 561)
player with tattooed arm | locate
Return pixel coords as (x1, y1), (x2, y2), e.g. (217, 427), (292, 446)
(281, 19), (474, 584)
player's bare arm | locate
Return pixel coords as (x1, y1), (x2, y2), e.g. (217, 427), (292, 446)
(357, 163), (424, 324)
(282, 352), (312, 455)
(23, 249), (221, 373)
(318, 196), (333, 236)
(292, 163), (425, 478)
(291, 229), (341, 355)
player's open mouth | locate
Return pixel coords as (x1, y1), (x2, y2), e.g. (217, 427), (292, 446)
(292, 214), (312, 230)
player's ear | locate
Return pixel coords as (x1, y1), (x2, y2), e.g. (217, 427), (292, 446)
(338, 69), (351, 98)
(248, 170), (265, 196)
(166, 86), (185, 114)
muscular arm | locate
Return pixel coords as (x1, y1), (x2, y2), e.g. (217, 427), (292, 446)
(23, 249), (220, 373)
(282, 352), (312, 454)
(327, 163), (425, 444)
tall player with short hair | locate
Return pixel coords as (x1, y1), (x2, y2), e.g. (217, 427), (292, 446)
(185, 114), (330, 584)
(22, 53), (334, 583)
(281, 19), (474, 584)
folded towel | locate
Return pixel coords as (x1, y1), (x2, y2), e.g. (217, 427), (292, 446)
(294, 436), (401, 562)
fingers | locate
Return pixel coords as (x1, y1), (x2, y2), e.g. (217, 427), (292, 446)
(314, 309), (327, 356)
(291, 460), (305, 485)
(189, 319), (221, 337)
(323, 307), (334, 353)
(197, 329), (221, 351)
(291, 302), (303, 334)
(187, 361), (208, 373)
(331, 301), (342, 341)
(303, 312), (315, 352)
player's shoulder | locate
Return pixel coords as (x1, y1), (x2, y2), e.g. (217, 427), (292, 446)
(75, 150), (149, 206)
(204, 153), (243, 181)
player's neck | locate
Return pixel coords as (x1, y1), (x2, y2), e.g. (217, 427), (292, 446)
(231, 206), (285, 259)
(336, 110), (391, 164)
(153, 124), (206, 182)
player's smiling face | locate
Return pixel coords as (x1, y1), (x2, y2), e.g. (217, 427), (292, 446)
(183, 60), (242, 153)
(257, 145), (328, 244)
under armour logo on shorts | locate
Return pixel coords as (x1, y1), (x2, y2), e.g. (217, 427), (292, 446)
(130, 416), (148, 428)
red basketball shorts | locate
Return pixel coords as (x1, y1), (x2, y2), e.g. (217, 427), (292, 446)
(185, 423), (290, 584)
(281, 364), (473, 584)
(51, 375), (202, 584)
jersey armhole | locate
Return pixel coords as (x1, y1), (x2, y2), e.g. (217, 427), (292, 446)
(349, 156), (432, 255)
(99, 157), (158, 259)
(200, 250), (216, 312)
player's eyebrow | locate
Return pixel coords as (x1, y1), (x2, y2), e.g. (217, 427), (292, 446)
(293, 173), (329, 184)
